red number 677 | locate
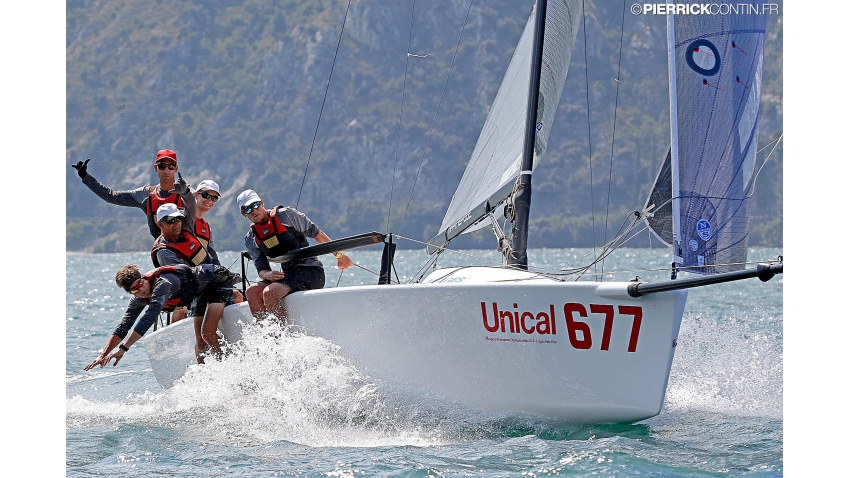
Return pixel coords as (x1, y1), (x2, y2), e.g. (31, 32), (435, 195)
(563, 303), (642, 352)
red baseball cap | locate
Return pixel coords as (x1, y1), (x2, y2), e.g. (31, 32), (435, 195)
(155, 149), (178, 164)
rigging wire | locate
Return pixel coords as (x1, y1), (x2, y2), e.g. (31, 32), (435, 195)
(580, 0), (599, 279)
(386, 0), (418, 234)
(388, 232), (777, 284)
(396, 0), (476, 237)
(295, 0), (353, 208)
(600, 0), (628, 277)
(573, 211), (644, 280)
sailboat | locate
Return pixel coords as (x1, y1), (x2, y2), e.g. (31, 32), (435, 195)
(140, 1), (781, 424)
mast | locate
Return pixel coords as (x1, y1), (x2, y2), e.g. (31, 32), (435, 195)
(508, 0), (547, 269)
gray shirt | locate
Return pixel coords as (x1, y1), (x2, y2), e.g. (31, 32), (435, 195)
(244, 206), (322, 273)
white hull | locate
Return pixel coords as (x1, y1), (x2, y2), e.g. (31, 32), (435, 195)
(141, 267), (687, 424)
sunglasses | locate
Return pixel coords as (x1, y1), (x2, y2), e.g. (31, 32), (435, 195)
(128, 279), (143, 294)
(199, 191), (219, 202)
(156, 163), (177, 170)
(161, 216), (183, 224)
(241, 201), (262, 214)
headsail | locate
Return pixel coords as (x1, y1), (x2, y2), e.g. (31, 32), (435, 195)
(431, 0), (582, 250)
(646, 11), (766, 274)
(644, 148), (674, 247)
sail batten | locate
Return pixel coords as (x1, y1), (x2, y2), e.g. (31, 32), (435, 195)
(435, 0), (582, 245)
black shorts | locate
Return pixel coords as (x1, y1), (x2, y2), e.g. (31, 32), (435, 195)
(190, 286), (236, 317)
(261, 265), (325, 292)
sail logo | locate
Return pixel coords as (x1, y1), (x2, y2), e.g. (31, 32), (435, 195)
(480, 302), (643, 352)
(689, 239), (699, 251)
(696, 219), (712, 240)
(446, 212), (472, 234)
(685, 39), (720, 76)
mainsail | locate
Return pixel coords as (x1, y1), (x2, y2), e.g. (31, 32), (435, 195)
(645, 11), (766, 274)
(433, 0), (581, 248)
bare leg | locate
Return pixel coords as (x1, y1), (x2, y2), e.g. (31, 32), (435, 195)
(245, 283), (268, 318)
(262, 282), (293, 321)
(193, 315), (206, 364)
(201, 302), (226, 359)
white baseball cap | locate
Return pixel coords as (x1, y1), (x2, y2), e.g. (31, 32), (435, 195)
(156, 203), (185, 222)
(196, 179), (220, 195)
(237, 189), (262, 210)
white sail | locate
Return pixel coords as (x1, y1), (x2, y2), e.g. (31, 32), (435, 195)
(647, 11), (766, 274)
(438, 0), (581, 239)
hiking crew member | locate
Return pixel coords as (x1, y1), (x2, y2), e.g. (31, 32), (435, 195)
(151, 203), (239, 361)
(71, 149), (196, 239)
(237, 189), (353, 319)
(83, 263), (239, 371)
(191, 180), (244, 305)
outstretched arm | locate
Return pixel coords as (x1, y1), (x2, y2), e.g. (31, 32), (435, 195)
(85, 298), (146, 371)
(81, 169), (149, 210)
(315, 230), (354, 271)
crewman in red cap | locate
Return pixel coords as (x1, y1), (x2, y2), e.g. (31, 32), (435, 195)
(71, 149), (196, 239)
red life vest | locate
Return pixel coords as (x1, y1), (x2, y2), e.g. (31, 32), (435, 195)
(251, 206), (308, 259)
(140, 266), (183, 311)
(151, 230), (209, 267)
(144, 187), (185, 218)
(195, 217), (212, 248)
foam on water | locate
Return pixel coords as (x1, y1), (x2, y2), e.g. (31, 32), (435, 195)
(664, 309), (783, 418)
(67, 320), (502, 447)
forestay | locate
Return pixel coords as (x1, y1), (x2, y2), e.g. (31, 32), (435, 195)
(436, 0), (581, 243)
(645, 11), (765, 274)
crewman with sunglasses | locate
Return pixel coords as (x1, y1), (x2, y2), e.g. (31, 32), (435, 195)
(237, 189), (354, 320)
(193, 179), (223, 266)
(191, 179), (244, 304)
(71, 149), (196, 239)
(151, 202), (239, 362)
(151, 203), (213, 268)
(83, 262), (240, 371)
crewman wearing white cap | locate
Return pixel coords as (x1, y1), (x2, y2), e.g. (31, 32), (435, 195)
(191, 179), (246, 361)
(237, 189), (353, 320)
(193, 179), (222, 265)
